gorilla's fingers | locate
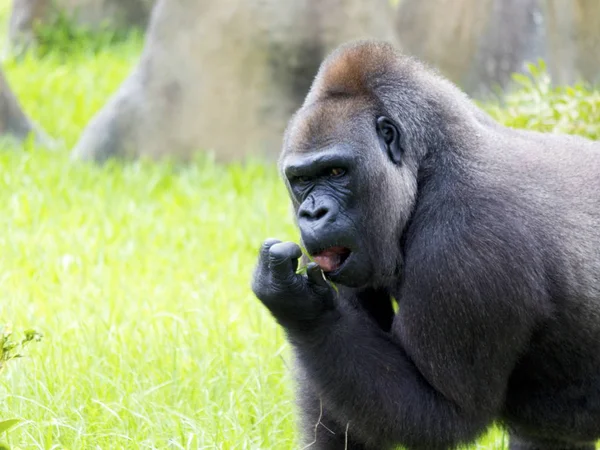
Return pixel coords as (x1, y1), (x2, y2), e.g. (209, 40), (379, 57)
(258, 238), (281, 268)
(269, 242), (302, 279)
(252, 239), (282, 295)
(261, 238), (282, 255)
(306, 262), (329, 289)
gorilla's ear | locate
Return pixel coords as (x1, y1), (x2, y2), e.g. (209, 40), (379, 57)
(376, 117), (402, 165)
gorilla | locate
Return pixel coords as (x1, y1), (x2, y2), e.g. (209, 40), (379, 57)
(251, 40), (600, 450)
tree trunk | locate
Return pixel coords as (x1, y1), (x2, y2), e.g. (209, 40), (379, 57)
(71, 0), (399, 163)
(396, 0), (544, 98)
(0, 68), (52, 146)
(543, 0), (600, 86)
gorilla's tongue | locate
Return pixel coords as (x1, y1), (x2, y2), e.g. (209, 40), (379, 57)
(312, 247), (350, 273)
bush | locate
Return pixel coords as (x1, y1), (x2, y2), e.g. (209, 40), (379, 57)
(32, 8), (144, 59)
(483, 61), (600, 140)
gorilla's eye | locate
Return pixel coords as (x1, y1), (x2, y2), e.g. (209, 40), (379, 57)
(296, 175), (311, 183)
(329, 167), (346, 177)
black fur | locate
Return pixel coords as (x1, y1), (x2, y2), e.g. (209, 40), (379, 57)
(251, 40), (600, 449)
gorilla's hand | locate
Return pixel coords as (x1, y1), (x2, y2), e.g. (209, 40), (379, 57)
(251, 239), (337, 330)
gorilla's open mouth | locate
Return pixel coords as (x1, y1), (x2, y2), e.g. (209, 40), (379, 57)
(312, 247), (352, 273)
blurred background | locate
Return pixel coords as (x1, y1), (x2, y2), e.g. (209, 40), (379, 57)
(3, 0), (600, 162)
(0, 1), (598, 449)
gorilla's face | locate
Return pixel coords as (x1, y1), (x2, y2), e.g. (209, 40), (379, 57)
(280, 103), (418, 289)
(282, 143), (369, 287)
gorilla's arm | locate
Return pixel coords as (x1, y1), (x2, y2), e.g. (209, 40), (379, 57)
(294, 286), (398, 449)
(252, 215), (546, 449)
(291, 304), (487, 450)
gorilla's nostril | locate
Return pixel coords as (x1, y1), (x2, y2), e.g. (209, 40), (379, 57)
(300, 207), (328, 221)
(298, 196), (337, 223)
(299, 205), (329, 221)
(313, 206), (329, 220)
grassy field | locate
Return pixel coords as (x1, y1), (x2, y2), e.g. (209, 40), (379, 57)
(1, 5), (600, 449)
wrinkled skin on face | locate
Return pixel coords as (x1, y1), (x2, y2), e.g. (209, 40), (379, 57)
(278, 101), (418, 289)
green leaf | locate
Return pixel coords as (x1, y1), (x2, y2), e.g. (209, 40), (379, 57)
(511, 73), (533, 89)
(0, 419), (21, 435)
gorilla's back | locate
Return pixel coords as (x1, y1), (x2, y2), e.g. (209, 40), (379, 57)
(476, 123), (600, 295)
(479, 125), (600, 440)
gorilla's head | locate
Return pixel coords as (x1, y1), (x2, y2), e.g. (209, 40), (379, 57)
(278, 40), (475, 288)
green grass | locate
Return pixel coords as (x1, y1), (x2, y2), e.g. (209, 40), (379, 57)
(0, 22), (304, 449)
(0, 153), (300, 449)
(0, 12), (599, 450)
